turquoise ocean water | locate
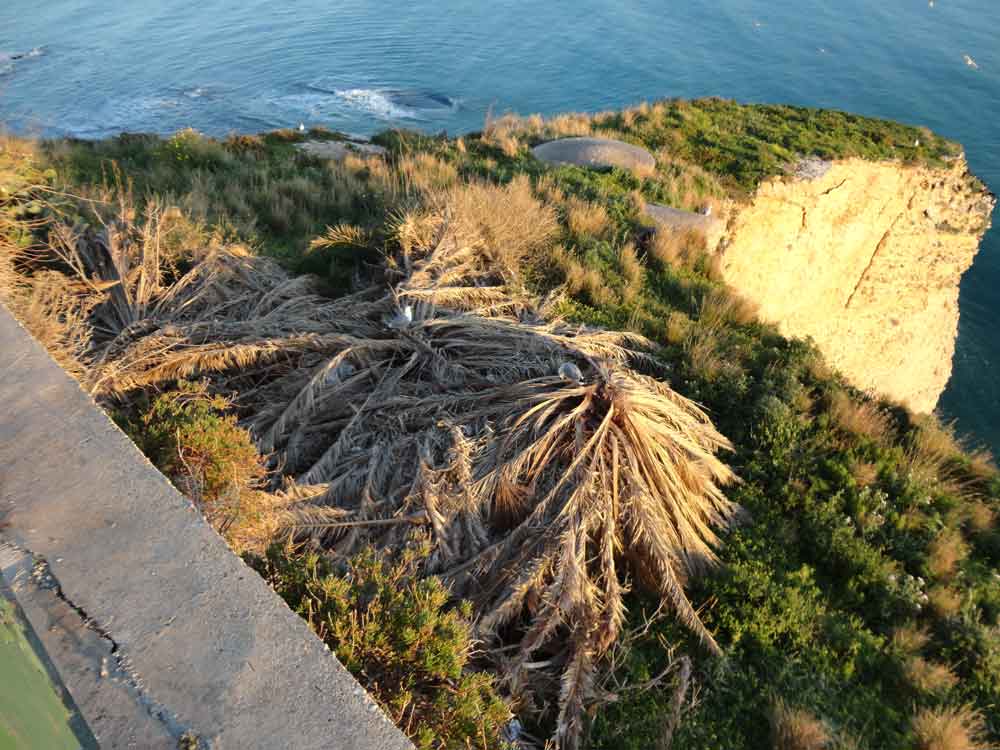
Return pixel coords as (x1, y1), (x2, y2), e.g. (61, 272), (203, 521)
(2, 0), (998, 449)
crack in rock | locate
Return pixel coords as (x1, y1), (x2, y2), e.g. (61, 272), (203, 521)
(843, 210), (907, 310)
(2, 540), (207, 749)
(819, 178), (849, 196)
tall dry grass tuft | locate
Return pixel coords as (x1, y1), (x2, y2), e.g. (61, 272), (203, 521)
(770, 698), (830, 750)
(484, 110), (594, 146)
(904, 656), (960, 695)
(829, 390), (895, 444)
(892, 623), (959, 696)
(619, 241), (644, 302)
(5, 270), (93, 377)
(697, 286), (758, 328)
(904, 416), (979, 500)
(552, 245), (617, 307)
(650, 228), (708, 269)
(482, 113), (527, 156)
(965, 447), (998, 484)
(398, 153), (459, 193)
(927, 527), (970, 580)
(964, 501), (995, 533)
(928, 585), (962, 619)
(892, 623), (930, 655)
(565, 196), (611, 239)
(683, 325), (725, 382)
(392, 175), (560, 296)
(851, 460), (879, 488)
(1, 134), (44, 297)
(912, 705), (991, 750)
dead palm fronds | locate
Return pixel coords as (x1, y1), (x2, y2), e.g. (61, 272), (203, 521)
(4, 180), (739, 750)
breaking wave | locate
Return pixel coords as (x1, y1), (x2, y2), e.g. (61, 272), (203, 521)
(329, 88), (423, 120)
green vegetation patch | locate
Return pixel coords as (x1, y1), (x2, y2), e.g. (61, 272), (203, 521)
(250, 545), (511, 750)
(591, 98), (961, 193)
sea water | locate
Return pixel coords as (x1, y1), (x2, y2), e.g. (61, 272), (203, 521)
(2, 0), (998, 449)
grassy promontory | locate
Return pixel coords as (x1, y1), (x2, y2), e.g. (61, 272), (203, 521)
(2, 99), (998, 750)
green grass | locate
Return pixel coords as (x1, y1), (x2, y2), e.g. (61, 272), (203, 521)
(40, 128), (389, 268)
(591, 98), (962, 193)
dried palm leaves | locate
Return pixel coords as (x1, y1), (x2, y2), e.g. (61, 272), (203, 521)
(4, 183), (740, 748)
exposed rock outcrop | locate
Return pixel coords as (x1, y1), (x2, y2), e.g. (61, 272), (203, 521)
(296, 139), (386, 160)
(716, 156), (995, 412)
(532, 137), (656, 172)
(644, 202), (726, 250)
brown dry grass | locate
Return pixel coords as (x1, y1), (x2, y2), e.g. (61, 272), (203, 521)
(928, 585), (962, 619)
(964, 501), (995, 533)
(565, 197), (611, 239)
(697, 286), (758, 328)
(905, 656), (960, 695)
(391, 175), (559, 301)
(905, 416), (978, 500)
(553, 245), (617, 307)
(892, 623), (930, 654)
(927, 527), (970, 580)
(649, 228), (707, 269)
(619, 241), (644, 302)
(664, 311), (692, 346)
(828, 390), (894, 444)
(397, 153), (460, 193)
(683, 325), (726, 382)
(770, 698), (830, 750)
(536, 174), (567, 205)
(851, 460), (879, 488)
(965, 447), (998, 484)
(912, 705), (991, 750)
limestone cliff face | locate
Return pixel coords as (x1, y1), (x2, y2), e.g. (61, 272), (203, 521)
(716, 157), (995, 413)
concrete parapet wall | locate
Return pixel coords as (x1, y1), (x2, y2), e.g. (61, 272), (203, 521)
(0, 303), (412, 750)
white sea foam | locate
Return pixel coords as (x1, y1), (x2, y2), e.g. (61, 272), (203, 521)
(0, 46), (46, 73)
(332, 88), (421, 120)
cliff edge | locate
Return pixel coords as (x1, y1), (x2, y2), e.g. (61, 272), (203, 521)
(717, 156), (995, 412)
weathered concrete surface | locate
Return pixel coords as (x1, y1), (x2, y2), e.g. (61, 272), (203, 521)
(644, 202), (726, 251)
(644, 202), (721, 233)
(532, 137), (656, 172)
(296, 140), (387, 160)
(0, 304), (412, 750)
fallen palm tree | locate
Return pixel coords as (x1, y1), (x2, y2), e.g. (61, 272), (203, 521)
(2, 182), (741, 748)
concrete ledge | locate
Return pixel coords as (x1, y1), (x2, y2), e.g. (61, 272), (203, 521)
(532, 136), (656, 171)
(0, 304), (412, 750)
(644, 202), (718, 233)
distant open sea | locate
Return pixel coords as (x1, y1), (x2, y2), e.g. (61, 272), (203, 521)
(2, 0), (998, 450)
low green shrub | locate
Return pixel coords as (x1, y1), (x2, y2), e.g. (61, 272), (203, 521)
(121, 381), (261, 514)
(249, 544), (511, 750)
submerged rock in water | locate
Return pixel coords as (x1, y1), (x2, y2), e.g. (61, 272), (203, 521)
(532, 136), (656, 172)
